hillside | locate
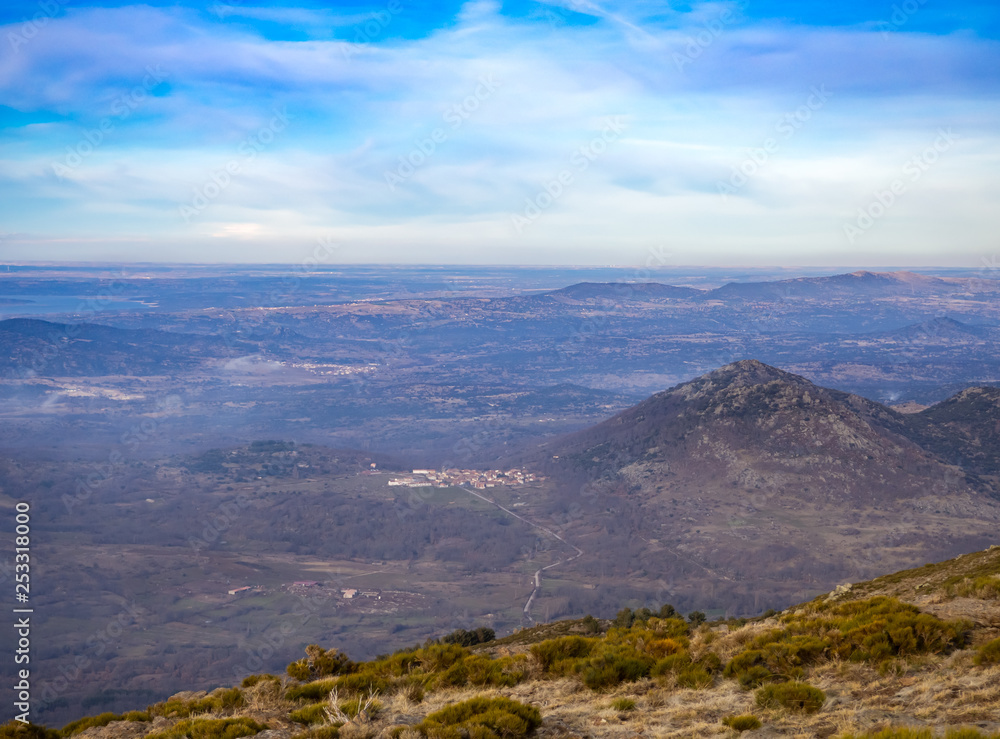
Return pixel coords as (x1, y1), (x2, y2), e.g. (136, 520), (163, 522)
(14, 545), (1000, 739)
(704, 271), (1000, 301)
(504, 360), (1000, 614)
(0, 319), (256, 377)
(545, 282), (704, 301)
(534, 359), (997, 500)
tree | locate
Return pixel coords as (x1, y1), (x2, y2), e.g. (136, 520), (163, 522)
(658, 603), (678, 619)
(688, 611), (707, 626)
(613, 607), (635, 629)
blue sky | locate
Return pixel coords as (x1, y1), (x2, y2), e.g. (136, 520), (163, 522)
(0, 0), (998, 266)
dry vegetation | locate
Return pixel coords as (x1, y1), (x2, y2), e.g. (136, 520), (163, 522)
(5, 548), (1000, 739)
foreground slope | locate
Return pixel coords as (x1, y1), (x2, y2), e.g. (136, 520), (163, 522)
(22, 545), (1000, 739)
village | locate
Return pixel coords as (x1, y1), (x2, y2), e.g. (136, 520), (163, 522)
(385, 467), (542, 489)
(226, 581), (383, 600)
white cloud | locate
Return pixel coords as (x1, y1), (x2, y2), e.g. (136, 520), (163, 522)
(0, 1), (997, 264)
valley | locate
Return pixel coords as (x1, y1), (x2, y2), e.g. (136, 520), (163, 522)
(1, 265), (999, 728)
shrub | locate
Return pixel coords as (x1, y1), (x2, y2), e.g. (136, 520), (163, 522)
(210, 688), (245, 712)
(723, 597), (967, 688)
(651, 652), (692, 677)
(441, 627), (496, 647)
(688, 611), (707, 626)
(333, 673), (390, 696)
(948, 575), (1000, 600)
(577, 644), (655, 690)
(149, 689), (245, 719)
(402, 680), (425, 703)
(642, 617), (691, 640)
(62, 713), (126, 736)
(610, 698), (635, 712)
(468, 655), (528, 688)
(736, 665), (775, 690)
(339, 698), (382, 722)
(675, 665), (713, 689)
(145, 717), (267, 739)
(61, 712), (149, 736)
(974, 637), (1000, 666)
(581, 615), (601, 634)
(416, 644), (467, 673)
(698, 652), (723, 673)
(418, 696), (541, 739)
(530, 636), (596, 673)
(721, 714), (762, 732)
(0, 722), (60, 739)
(241, 674), (279, 689)
(288, 646), (356, 682)
(290, 703), (329, 726)
(286, 679), (339, 703)
(754, 682), (825, 714)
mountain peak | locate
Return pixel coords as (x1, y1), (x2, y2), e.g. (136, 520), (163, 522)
(713, 358), (794, 380)
(695, 359), (814, 392)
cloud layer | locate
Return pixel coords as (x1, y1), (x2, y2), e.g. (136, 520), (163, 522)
(1, 0), (998, 265)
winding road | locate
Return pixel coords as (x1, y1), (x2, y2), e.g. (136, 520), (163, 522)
(463, 487), (584, 623)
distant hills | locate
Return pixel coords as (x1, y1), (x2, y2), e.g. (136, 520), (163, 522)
(0, 318), (255, 377)
(539, 270), (1000, 303)
(545, 282), (703, 300)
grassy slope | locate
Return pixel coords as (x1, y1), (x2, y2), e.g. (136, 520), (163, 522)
(9, 547), (1000, 739)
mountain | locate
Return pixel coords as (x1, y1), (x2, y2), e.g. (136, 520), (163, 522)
(515, 360), (1000, 611)
(536, 359), (988, 503)
(875, 316), (995, 342)
(704, 270), (1000, 301)
(906, 386), (1000, 477)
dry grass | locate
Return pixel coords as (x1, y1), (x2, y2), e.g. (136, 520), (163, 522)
(71, 548), (1000, 739)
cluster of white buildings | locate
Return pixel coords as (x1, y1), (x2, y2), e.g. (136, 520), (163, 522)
(387, 468), (541, 489)
(341, 588), (380, 599)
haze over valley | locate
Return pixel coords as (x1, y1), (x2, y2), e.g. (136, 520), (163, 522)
(1, 264), (999, 727)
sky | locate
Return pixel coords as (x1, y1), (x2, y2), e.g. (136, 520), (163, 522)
(0, 0), (998, 266)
